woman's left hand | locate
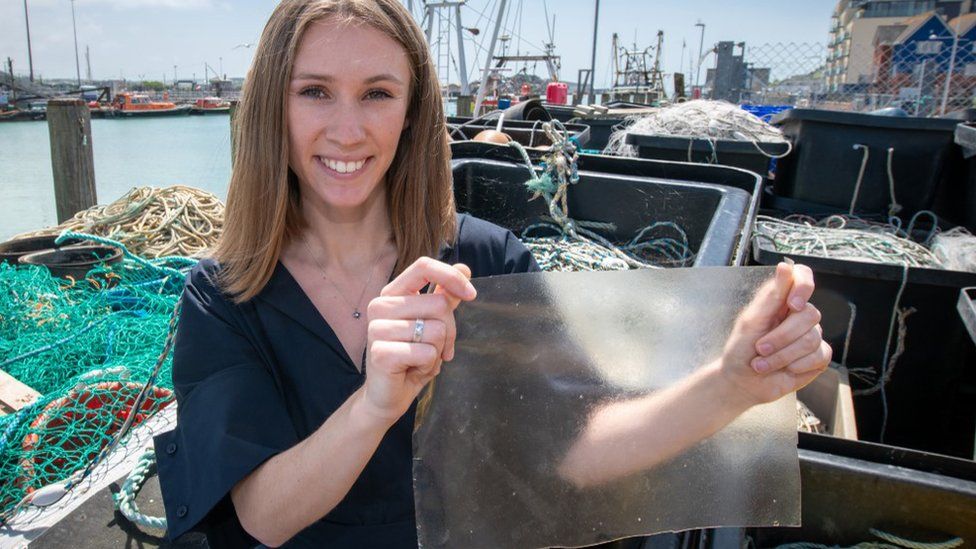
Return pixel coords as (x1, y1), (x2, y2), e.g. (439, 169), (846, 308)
(719, 261), (833, 407)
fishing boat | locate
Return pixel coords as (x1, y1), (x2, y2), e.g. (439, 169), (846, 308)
(189, 97), (231, 115)
(111, 92), (191, 118)
(0, 106), (46, 122)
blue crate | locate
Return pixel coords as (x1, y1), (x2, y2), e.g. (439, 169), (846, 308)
(739, 104), (792, 122)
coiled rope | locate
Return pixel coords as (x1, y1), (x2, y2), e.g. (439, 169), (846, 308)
(16, 186), (224, 258)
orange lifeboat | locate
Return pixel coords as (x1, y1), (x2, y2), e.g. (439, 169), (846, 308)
(112, 92), (191, 117)
(189, 96), (231, 115)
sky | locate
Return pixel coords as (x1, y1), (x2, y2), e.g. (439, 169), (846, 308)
(0, 0), (836, 88)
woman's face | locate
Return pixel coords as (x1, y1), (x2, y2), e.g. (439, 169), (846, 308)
(287, 18), (412, 213)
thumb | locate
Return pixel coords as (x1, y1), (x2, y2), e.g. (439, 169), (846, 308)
(742, 263), (794, 329)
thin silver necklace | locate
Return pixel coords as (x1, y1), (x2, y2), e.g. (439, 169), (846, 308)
(300, 233), (386, 320)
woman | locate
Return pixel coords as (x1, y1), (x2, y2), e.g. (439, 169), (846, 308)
(154, 1), (830, 547)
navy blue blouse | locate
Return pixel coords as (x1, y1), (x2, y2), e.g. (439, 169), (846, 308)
(154, 214), (540, 548)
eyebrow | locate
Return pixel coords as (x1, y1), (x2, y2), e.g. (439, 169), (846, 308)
(291, 72), (405, 86)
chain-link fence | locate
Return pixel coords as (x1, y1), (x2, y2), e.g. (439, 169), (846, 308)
(701, 37), (976, 116)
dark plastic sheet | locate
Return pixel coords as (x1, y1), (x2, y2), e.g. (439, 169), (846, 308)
(413, 267), (799, 548)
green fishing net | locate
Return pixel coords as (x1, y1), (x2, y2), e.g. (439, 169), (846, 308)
(0, 232), (193, 521)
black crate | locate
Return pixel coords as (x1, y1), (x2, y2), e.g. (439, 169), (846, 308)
(624, 133), (788, 178)
(771, 108), (961, 219)
(450, 142), (756, 267)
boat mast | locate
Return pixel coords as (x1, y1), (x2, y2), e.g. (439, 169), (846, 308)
(70, 0), (81, 86)
(474, 0), (508, 115)
(23, 0), (34, 82)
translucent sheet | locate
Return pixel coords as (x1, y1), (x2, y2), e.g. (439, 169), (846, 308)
(413, 267), (799, 548)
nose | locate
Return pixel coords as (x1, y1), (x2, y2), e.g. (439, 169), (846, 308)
(325, 100), (367, 148)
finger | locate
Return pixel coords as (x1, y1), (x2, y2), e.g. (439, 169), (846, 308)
(368, 319), (449, 354)
(786, 263), (815, 312)
(432, 264), (471, 356)
(754, 303), (822, 357)
(382, 257), (476, 300)
(785, 341), (833, 375)
(753, 325), (823, 373)
(368, 293), (456, 321)
(435, 263), (474, 306)
(368, 340), (440, 374)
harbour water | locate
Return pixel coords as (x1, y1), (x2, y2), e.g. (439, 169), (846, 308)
(0, 99), (462, 242)
(0, 116), (233, 241)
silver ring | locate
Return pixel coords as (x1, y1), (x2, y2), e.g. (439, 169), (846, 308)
(412, 318), (425, 343)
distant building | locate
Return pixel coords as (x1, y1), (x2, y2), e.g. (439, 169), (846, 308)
(827, 0), (974, 91)
(889, 12), (957, 75)
(871, 10), (976, 110)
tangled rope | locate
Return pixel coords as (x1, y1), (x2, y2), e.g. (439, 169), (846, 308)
(507, 122), (694, 272)
(604, 100), (791, 160)
(113, 449), (166, 530)
(15, 186), (224, 258)
(931, 227), (976, 273)
(796, 400), (825, 434)
(752, 215), (943, 269)
(521, 222), (693, 272)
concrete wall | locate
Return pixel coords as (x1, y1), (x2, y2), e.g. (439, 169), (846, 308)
(846, 16), (909, 84)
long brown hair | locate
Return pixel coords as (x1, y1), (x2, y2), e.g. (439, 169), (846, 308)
(215, 0), (456, 302)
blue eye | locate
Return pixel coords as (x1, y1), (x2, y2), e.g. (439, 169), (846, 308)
(365, 89), (393, 100)
(299, 87), (328, 100)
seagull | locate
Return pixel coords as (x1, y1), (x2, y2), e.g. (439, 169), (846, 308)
(234, 43), (255, 50)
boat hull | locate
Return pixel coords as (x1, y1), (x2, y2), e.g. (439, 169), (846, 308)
(189, 106), (230, 115)
(116, 105), (192, 118)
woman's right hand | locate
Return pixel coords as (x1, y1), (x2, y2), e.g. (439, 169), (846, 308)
(359, 257), (476, 425)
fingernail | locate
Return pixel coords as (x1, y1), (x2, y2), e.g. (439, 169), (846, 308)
(790, 298), (804, 311)
(447, 347), (455, 361)
(466, 286), (477, 300)
(758, 343), (773, 355)
(753, 359), (769, 373)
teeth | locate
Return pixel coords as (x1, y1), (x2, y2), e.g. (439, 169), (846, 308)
(322, 157), (366, 174)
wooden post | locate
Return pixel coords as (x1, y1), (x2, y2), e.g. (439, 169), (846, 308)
(47, 97), (96, 223)
(229, 99), (239, 164)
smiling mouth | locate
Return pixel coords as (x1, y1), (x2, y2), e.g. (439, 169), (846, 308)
(317, 156), (369, 175)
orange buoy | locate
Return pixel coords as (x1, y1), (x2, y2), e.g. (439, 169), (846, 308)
(472, 129), (512, 144)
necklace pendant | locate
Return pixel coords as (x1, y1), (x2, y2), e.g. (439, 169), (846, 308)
(352, 311), (362, 319)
